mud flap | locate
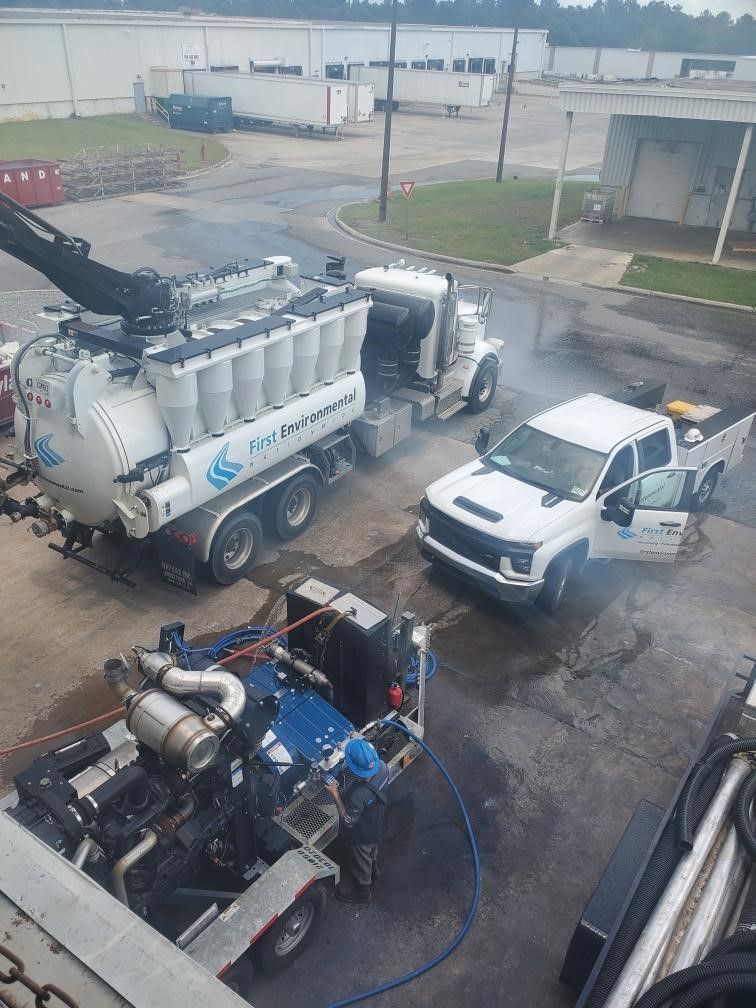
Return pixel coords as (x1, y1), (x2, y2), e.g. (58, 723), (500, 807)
(156, 531), (198, 595)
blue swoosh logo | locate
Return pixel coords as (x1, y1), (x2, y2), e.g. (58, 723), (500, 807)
(617, 527), (636, 541)
(206, 442), (243, 490)
(34, 434), (64, 467)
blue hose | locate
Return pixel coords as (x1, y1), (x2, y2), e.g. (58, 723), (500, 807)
(321, 718), (481, 1008)
(405, 650), (438, 685)
(173, 627), (280, 664)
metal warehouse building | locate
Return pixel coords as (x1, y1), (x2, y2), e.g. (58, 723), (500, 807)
(548, 80), (756, 264)
(0, 9), (547, 122)
(545, 45), (756, 84)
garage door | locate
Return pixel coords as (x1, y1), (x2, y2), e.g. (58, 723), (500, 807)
(627, 141), (700, 222)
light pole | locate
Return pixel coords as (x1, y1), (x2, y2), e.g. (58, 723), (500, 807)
(496, 0), (521, 183)
(378, 0), (398, 222)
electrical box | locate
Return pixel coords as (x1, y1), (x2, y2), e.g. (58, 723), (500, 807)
(286, 578), (393, 728)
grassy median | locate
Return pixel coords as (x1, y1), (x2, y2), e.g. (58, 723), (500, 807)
(0, 114), (228, 171)
(339, 179), (590, 266)
(620, 254), (756, 308)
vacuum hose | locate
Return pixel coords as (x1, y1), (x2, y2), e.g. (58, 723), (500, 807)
(675, 736), (756, 850)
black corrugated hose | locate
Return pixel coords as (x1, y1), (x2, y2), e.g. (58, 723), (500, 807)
(733, 770), (756, 864)
(675, 738), (756, 851)
(584, 750), (729, 1008)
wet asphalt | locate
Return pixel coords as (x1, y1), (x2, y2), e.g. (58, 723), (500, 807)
(1, 111), (755, 1008)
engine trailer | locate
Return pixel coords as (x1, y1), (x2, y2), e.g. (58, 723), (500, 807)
(0, 580), (433, 1004)
(560, 656), (756, 1008)
(0, 195), (502, 592)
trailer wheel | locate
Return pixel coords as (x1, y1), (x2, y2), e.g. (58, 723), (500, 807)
(691, 468), (718, 511)
(207, 511), (263, 585)
(537, 552), (573, 614)
(467, 360), (498, 414)
(270, 474), (319, 541)
(221, 952), (256, 997)
(252, 883), (326, 975)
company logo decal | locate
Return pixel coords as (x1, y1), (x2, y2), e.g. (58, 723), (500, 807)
(206, 442), (243, 490)
(617, 527), (636, 541)
(34, 434), (64, 467)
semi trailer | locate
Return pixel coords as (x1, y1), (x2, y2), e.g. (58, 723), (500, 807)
(183, 70), (374, 133)
(0, 580), (434, 1003)
(0, 195), (502, 591)
(416, 382), (754, 612)
(349, 65), (494, 115)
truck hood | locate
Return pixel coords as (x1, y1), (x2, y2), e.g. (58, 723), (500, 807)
(425, 459), (580, 540)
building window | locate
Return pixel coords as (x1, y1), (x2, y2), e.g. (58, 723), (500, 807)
(452, 59), (466, 72)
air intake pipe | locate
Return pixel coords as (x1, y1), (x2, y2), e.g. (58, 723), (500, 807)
(135, 649), (247, 724)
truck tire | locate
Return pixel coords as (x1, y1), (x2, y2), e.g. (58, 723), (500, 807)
(221, 952), (255, 997)
(207, 511), (263, 585)
(270, 474), (319, 541)
(252, 883), (327, 975)
(691, 468), (718, 511)
(467, 360), (498, 414)
(537, 552), (574, 613)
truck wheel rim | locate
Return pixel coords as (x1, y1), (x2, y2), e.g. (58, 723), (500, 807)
(698, 478), (713, 503)
(275, 903), (315, 956)
(223, 529), (254, 570)
(477, 371), (493, 403)
(286, 488), (312, 528)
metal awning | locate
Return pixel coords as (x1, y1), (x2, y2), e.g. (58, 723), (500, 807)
(559, 82), (756, 124)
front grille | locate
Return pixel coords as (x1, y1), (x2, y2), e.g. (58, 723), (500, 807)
(426, 503), (502, 572)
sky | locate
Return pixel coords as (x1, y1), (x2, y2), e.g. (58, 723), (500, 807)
(557, 0), (754, 15)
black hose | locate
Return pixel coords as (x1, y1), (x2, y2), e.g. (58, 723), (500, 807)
(704, 927), (756, 958)
(632, 953), (756, 1008)
(736, 869), (756, 932)
(585, 753), (728, 1008)
(733, 771), (756, 863)
(676, 738), (756, 851)
(672, 972), (756, 1008)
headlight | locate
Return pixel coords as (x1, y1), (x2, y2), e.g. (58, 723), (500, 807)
(503, 541), (542, 575)
(417, 496), (430, 534)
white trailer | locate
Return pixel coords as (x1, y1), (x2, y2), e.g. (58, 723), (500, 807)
(350, 66), (495, 115)
(183, 70), (370, 133)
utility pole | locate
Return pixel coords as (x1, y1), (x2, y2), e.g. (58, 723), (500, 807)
(378, 0), (398, 222)
(496, 0), (520, 183)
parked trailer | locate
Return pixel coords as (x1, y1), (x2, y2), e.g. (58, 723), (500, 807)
(350, 66), (495, 115)
(184, 70), (363, 133)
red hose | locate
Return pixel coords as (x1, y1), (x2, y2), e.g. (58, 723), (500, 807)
(0, 707), (123, 758)
(218, 605), (336, 666)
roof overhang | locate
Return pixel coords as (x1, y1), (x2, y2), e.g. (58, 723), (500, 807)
(559, 83), (756, 124)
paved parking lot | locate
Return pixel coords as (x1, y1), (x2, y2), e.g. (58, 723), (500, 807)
(1, 94), (755, 1008)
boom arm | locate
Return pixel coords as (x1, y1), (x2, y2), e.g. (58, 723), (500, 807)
(0, 193), (178, 336)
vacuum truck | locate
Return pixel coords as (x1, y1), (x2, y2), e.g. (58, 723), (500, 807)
(0, 194), (502, 591)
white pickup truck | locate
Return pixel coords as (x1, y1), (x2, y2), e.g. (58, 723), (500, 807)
(416, 382), (754, 612)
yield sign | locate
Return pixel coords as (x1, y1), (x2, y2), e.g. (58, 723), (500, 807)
(399, 180), (416, 199)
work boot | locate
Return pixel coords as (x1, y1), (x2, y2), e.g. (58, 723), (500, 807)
(335, 882), (371, 904)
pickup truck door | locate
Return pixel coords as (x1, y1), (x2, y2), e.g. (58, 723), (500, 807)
(593, 466), (697, 562)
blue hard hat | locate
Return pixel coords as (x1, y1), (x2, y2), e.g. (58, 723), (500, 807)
(344, 738), (379, 779)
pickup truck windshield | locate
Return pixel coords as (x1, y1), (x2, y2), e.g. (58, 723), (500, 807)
(486, 424), (608, 501)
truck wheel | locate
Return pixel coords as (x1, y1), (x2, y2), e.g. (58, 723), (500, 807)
(467, 360), (498, 414)
(537, 553), (573, 613)
(207, 511), (263, 585)
(252, 883), (326, 975)
(691, 468), (718, 511)
(221, 952), (255, 997)
(270, 474), (319, 541)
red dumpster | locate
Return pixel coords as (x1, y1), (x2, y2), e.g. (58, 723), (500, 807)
(0, 160), (65, 208)
(0, 356), (14, 428)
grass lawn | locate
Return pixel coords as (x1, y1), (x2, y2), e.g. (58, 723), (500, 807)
(338, 179), (590, 266)
(620, 254), (756, 308)
(0, 115), (228, 171)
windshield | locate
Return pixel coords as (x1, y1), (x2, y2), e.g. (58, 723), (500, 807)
(486, 423), (608, 502)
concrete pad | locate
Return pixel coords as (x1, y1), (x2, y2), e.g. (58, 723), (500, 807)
(511, 244), (633, 286)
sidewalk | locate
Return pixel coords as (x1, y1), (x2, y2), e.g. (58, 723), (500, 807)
(510, 244), (632, 285)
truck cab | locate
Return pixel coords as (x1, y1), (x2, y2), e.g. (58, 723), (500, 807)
(416, 390), (754, 612)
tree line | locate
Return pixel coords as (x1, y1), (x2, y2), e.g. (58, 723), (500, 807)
(2, 0), (755, 57)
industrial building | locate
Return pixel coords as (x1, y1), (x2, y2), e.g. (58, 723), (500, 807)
(545, 45), (756, 84)
(0, 10), (548, 122)
(548, 80), (756, 264)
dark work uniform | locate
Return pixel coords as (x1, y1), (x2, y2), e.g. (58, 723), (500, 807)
(339, 761), (389, 888)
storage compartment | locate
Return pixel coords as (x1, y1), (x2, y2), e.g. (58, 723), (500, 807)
(167, 93), (233, 133)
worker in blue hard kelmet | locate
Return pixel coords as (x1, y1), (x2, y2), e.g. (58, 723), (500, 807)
(324, 738), (389, 905)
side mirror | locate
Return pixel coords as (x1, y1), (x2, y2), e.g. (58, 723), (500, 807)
(601, 496), (635, 527)
(474, 427), (490, 456)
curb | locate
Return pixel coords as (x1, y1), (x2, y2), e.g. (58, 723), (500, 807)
(184, 154), (232, 178)
(331, 208), (755, 313)
(331, 210), (515, 274)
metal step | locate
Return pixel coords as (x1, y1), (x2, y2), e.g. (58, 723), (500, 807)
(435, 379), (465, 420)
(435, 398), (467, 421)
